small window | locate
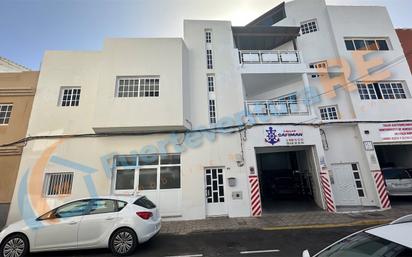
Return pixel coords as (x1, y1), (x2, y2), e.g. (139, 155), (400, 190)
(134, 196), (156, 209)
(60, 88), (81, 107)
(138, 168), (157, 190)
(115, 155), (137, 167)
(377, 40), (389, 51)
(160, 154), (180, 165)
(354, 40), (366, 50)
(160, 166), (181, 189)
(139, 154), (159, 166)
(300, 19), (318, 35)
(0, 104), (13, 125)
(319, 106), (339, 120)
(206, 49), (213, 69)
(116, 77), (159, 98)
(89, 199), (117, 215)
(115, 169), (135, 190)
(207, 75), (215, 92)
(43, 172), (74, 197)
(117, 201), (127, 211)
(205, 30), (212, 43)
(209, 99), (217, 124)
(345, 40), (355, 51)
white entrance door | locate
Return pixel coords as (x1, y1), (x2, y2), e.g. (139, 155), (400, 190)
(331, 163), (361, 206)
(205, 168), (227, 217)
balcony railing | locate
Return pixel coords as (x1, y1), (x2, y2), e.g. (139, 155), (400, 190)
(245, 100), (310, 116)
(239, 50), (301, 64)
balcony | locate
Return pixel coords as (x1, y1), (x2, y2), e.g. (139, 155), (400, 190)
(245, 99), (310, 117)
(238, 50), (306, 74)
(240, 50), (301, 64)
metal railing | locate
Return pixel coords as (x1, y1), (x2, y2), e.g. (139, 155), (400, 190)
(245, 100), (310, 116)
(239, 50), (301, 64)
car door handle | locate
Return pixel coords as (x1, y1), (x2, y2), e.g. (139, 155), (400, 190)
(68, 221), (78, 225)
(106, 217), (115, 221)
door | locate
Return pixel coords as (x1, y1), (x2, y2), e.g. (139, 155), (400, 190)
(330, 164), (361, 206)
(77, 199), (120, 248)
(34, 200), (89, 251)
(205, 168), (227, 216)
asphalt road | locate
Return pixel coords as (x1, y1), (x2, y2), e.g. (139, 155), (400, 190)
(30, 226), (368, 257)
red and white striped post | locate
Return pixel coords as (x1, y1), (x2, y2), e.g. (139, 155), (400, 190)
(249, 175), (262, 217)
(372, 170), (391, 209)
(320, 172), (336, 213)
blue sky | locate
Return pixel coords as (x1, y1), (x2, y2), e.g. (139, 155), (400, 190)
(1, 0), (411, 70)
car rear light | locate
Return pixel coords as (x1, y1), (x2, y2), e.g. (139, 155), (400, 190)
(136, 211), (153, 220)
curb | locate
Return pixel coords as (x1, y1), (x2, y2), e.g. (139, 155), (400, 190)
(262, 219), (392, 231)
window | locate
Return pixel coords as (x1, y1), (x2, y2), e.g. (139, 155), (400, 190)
(115, 169), (135, 190)
(344, 38), (391, 51)
(113, 154), (181, 193)
(116, 77), (159, 98)
(134, 196), (156, 209)
(209, 100), (217, 124)
(207, 75), (215, 92)
(309, 61), (328, 78)
(0, 104), (12, 125)
(138, 168), (157, 190)
(351, 164), (365, 197)
(319, 106), (339, 120)
(55, 200), (89, 218)
(205, 30), (212, 43)
(357, 81), (408, 100)
(89, 199), (117, 215)
(60, 88), (81, 107)
(207, 74), (217, 125)
(206, 49), (213, 69)
(300, 19), (318, 35)
(43, 172), (74, 197)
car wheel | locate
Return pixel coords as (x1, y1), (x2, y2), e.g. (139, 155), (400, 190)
(110, 228), (138, 256)
(1, 234), (29, 257)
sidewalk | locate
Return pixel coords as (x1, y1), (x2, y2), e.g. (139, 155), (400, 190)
(161, 203), (412, 235)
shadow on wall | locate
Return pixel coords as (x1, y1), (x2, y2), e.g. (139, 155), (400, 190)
(0, 204), (9, 228)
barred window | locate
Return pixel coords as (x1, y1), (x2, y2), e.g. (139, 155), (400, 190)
(320, 106), (339, 120)
(207, 75), (215, 92)
(116, 77), (159, 98)
(300, 19), (318, 35)
(43, 173), (74, 197)
(206, 50), (213, 69)
(205, 30), (212, 43)
(60, 88), (81, 107)
(357, 82), (407, 100)
(209, 99), (217, 124)
(0, 104), (13, 125)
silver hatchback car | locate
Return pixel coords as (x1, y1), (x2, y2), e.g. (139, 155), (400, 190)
(382, 168), (412, 196)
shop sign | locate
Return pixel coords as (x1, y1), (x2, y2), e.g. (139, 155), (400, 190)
(379, 123), (412, 142)
(264, 127), (304, 146)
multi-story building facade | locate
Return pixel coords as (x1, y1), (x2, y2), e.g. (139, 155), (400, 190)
(0, 57), (38, 227)
(397, 28), (412, 73)
(7, 0), (412, 223)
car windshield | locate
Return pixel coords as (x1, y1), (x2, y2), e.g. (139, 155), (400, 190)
(316, 232), (412, 257)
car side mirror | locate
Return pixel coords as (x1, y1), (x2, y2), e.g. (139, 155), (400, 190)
(302, 250), (311, 257)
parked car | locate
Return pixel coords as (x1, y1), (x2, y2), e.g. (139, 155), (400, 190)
(0, 195), (161, 257)
(302, 215), (412, 257)
(382, 168), (412, 196)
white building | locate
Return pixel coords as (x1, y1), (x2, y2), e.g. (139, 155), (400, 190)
(7, 0), (412, 223)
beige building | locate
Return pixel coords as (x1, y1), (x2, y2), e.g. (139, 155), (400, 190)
(0, 57), (38, 227)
